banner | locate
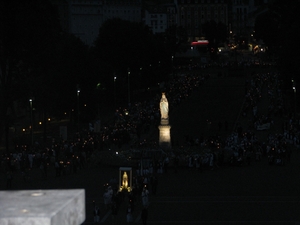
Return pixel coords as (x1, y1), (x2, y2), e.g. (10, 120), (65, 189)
(257, 123), (270, 130)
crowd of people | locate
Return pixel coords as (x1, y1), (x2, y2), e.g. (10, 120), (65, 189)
(184, 70), (298, 170)
(96, 161), (160, 224)
(95, 64), (299, 222)
(0, 61), (211, 190)
(1, 57), (300, 224)
(1, 60), (297, 173)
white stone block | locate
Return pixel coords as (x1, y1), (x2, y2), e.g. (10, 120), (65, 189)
(0, 189), (85, 225)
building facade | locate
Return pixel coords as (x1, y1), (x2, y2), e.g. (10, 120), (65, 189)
(230, 0), (256, 38)
(50, 0), (269, 46)
(52, 0), (142, 46)
(50, 0), (70, 33)
(67, 0), (104, 46)
(177, 0), (228, 41)
(103, 0), (142, 23)
(143, 1), (178, 34)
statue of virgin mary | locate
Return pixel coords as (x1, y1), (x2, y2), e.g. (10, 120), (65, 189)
(160, 93), (169, 119)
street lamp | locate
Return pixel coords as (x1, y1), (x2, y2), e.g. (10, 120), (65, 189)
(292, 79), (296, 117)
(127, 69), (130, 107)
(139, 67), (142, 91)
(114, 75), (117, 108)
(77, 86), (80, 132)
(29, 98), (33, 146)
(172, 55), (174, 76)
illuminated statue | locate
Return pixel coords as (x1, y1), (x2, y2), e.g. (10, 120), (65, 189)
(160, 93), (169, 119)
(122, 172), (128, 189)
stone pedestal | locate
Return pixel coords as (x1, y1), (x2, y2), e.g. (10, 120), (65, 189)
(0, 189), (85, 225)
(158, 122), (171, 150)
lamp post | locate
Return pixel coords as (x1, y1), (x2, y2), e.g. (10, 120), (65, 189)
(29, 98), (33, 146)
(114, 75), (117, 108)
(171, 55), (174, 77)
(292, 79), (296, 118)
(138, 67), (142, 91)
(77, 86), (80, 132)
(127, 69), (130, 107)
(96, 82), (102, 120)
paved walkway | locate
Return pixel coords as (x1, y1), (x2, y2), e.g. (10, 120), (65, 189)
(2, 152), (300, 224)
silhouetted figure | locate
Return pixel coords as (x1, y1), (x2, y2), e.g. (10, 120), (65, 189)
(141, 207), (148, 225)
(93, 205), (100, 223)
(151, 176), (158, 194)
(225, 121), (228, 131)
(174, 156), (179, 173)
(6, 171), (12, 189)
(218, 121), (222, 131)
(111, 202), (118, 225)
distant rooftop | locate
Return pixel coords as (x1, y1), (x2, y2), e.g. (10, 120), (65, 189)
(144, 0), (175, 5)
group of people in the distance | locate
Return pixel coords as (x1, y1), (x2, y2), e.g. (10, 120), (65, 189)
(3, 58), (299, 224)
(0, 60), (281, 173)
(183, 70), (297, 171)
(95, 172), (157, 224)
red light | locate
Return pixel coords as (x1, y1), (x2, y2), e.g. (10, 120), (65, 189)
(191, 40), (209, 46)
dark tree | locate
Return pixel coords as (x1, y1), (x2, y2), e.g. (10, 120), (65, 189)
(254, 11), (280, 53)
(255, 0), (300, 90)
(0, 0), (61, 151)
(94, 19), (152, 74)
(202, 20), (227, 59)
(94, 18), (173, 105)
(164, 25), (188, 55)
(49, 33), (89, 117)
(253, 0), (300, 114)
(270, 0), (300, 90)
